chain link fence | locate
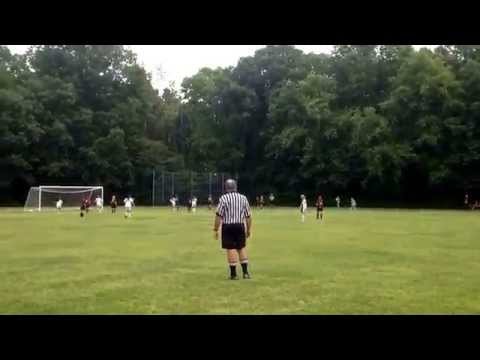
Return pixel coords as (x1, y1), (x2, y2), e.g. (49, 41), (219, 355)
(135, 170), (236, 206)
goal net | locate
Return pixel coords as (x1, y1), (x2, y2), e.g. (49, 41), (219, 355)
(24, 186), (103, 212)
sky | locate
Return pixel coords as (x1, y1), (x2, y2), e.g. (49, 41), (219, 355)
(5, 45), (437, 92)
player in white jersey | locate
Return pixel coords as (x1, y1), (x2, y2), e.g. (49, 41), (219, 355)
(207, 195), (214, 210)
(56, 198), (63, 212)
(351, 197), (357, 210)
(124, 197), (133, 218)
(95, 196), (103, 212)
(269, 193), (275, 207)
(123, 196), (134, 206)
(191, 196), (197, 213)
(335, 196), (341, 208)
(300, 194), (307, 222)
(169, 196), (177, 211)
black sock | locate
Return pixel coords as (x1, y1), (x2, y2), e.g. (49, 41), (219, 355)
(230, 265), (237, 277)
(241, 262), (248, 274)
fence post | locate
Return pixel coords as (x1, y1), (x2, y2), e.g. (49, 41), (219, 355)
(190, 171), (193, 198)
(152, 168), (155, 208)
(209, 172), (212, 197)
(161, 172), (165, 203)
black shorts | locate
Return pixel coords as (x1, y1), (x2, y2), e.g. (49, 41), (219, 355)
(221, 223), (246, 250)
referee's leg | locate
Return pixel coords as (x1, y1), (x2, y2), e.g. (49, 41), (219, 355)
(238, 247), (250, 278)
(227, 249), (239, 279)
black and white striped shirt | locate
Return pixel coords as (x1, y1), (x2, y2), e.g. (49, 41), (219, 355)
(216, 192), (251, 224)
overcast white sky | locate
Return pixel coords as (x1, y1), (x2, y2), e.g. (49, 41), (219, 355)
(6, 45), (437, 92)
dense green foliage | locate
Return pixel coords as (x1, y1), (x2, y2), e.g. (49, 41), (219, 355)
(1, 45), (480, 205)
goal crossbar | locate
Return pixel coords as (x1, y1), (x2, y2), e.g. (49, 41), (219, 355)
(38, 186), (103, 194)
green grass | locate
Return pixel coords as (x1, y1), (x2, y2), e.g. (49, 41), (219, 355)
(0, 206), (479, 314)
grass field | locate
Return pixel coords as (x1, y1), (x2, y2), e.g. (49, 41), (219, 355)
(0, 206), (479, 314)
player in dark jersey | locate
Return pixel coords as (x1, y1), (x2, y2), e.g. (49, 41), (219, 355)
(110, 195), (118, 214)
(85, 198), (91, 213)
(80, 198), (88, 217)
(316, 195), (324, 221)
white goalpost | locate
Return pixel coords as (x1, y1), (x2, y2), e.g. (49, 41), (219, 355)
(24, 186), (103, 212)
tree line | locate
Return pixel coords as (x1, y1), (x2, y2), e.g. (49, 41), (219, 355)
(1, 45), (480, 207)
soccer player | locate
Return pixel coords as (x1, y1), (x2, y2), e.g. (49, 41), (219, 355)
(351, 197), (357, 210)
(124, 196), (133, 218)
(472, 200), (479, 210)
(191, 196), (197, 213)
(335, 196), (341, 208)
(95, 195), (103, 213)
(255, 196), (260, 208)
(80, 198), (88, 218)
(465, 193), (469, 209)
(85, 197), (91, 213)
(269, 193), (275, 207)
(300, 194), (307, 223)
(110, 195), (117, 214)
(208, 194), (213, 210)
(214, 179), (252, 280)
(259, 195), (265, 209)
(123, 195), (133, 207)
(169, 196), (177, 211)
(316, 195), (324, 221)
(56, 198), (63, 212)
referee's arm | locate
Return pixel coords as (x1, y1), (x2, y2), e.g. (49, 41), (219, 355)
(213, 199), (224, 239)
(214, 214), (222, 234)
(245, 216), (252, 238)
(244, 199), (252, 238)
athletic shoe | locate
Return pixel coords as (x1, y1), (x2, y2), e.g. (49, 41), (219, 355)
(230, 275), (239, 280)
(243, 273), (251, 279)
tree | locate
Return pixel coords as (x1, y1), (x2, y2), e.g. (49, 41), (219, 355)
(382, 49), (464, 200)
(330, 45), (380, 109)
(3, 44), (480, 206)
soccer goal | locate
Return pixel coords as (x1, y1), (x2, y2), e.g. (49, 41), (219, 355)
(24, 186), (103, 212)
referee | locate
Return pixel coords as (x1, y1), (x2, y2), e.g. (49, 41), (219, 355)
(213, 179), (252, 280)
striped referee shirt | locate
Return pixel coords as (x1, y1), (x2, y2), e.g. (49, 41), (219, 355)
(216, 192), (251, 224)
